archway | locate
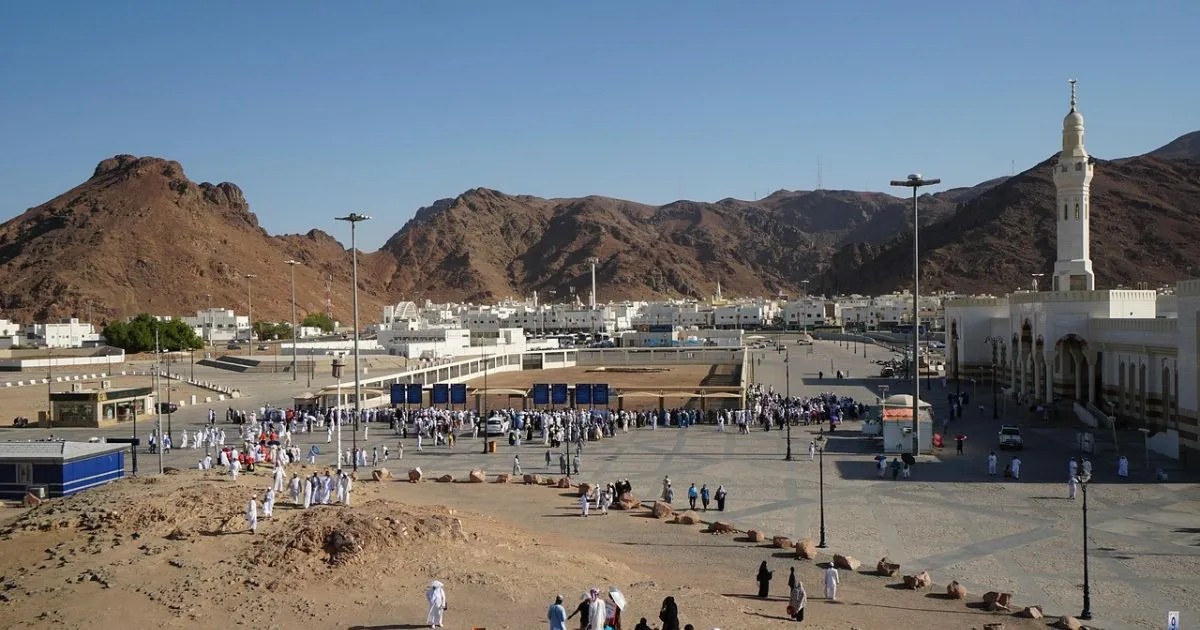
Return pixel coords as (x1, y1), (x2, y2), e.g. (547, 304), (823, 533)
(1053, 334), (1089, 402)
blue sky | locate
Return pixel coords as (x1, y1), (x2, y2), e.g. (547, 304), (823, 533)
(1, 1), (1195, 249)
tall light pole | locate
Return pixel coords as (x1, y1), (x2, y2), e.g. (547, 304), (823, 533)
(586, 256), (600, 336)
(204, 293), (212, 347)
(890, 173), (941, 457)
(1076, 470), (1094, 620)
(46, 347), (53, 428)
(482, 351), (491, 455)
(784, 348), (793, 461)
(817, 437), (827, 548)
(336, 213), (370, 472)
(285, 260), (301, 381)
(244, 274), (256, 356)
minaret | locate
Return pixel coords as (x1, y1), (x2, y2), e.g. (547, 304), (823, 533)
(1051, 79), (1095, 292)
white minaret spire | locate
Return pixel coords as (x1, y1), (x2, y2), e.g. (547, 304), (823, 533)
(1051, 78), (1095, 292)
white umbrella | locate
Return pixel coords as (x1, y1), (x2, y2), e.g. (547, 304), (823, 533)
(608, 586), (626, 611)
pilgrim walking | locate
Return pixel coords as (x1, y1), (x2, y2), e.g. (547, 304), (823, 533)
(425, 580), (447, 628)
(756, 561), (773, 598)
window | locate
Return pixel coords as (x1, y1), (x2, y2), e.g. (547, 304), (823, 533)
(1074, 203), (1080, 220)
(1075, 162), (1083, 171)
(1063, 204), (1068, 220)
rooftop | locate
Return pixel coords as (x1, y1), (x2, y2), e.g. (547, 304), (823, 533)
(0, 440), (128, 461)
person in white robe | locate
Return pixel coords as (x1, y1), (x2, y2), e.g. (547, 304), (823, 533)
(823, 565), (839, 600)
(986, 451), (998, 475)
(336, 473), (347, 504)
(342, 472), (353, 507)
(1010, 457), (1021, 480)
(1068, 474), (1078, 499)
(1118, 455), (1129, 478)
(302, 475), (313, 509)
(180, 430), (189, 449)
(585, 588), (606, 630)
(808, 441), (816, 461)
(579, 492), (590, 517)
(273, 466), (285, 493)
(263, 487), (275, 519)
(246, 494), (259, 534)
(289, 473), (301, 505)
(218, 449), (229, 468)
(203, 454), (212, 470)
(426, 580), (447, 627)
(599, 489), (611, 515)
(230, 457), (241, 481)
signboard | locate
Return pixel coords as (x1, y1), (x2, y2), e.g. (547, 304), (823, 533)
(648, 324), (673, 333)
(593, 383), (609, 405)
(450, 383), (467, 405)
(532, 383), (550, 406)
(432, 383), (449, 405)
(575, 383), (592, 405)
(551, 383), (568, 405)
(390, 384), (405, 405)
(406, 383), (423, 405)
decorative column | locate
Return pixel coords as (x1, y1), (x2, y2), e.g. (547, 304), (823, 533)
(1087, 353), (1098, 406)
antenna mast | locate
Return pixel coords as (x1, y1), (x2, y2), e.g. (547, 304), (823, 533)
(325, 274), (333, 319)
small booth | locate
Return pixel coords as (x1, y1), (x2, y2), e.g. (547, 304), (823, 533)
(49, 386), (155, 429)
(0, 441), (127, 500)
(877, 394), (935, 455)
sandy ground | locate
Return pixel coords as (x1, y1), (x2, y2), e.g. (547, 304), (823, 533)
(0, 467), (1061, 630)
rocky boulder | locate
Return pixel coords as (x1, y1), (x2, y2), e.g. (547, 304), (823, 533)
(371, 468), (391, 481)
(982, 591), (1014, 612)
(675, 511), (701, 525)
(747, 529), (766, 543)
(708, 521), (735, 534)
(495, 473), (511, 483)
(946, 581), (967, 599)
(578, 482), (594, 496)
(795, 539), (818, 560)
(982, 624), (1006, 630)
(876, 557), (900, 577)
(1052, 616), (1082, 630)
(903, 571), (931, 590)
(614, 492), (640, 510)
(468, 469), (486, 483)
(23, 492), (42, 507)
(557, 477), (571, 489)
(436, 474), (454, 483)
(651, 501), (674, 519)
(407, 468), (423, 483)
(1017, 606), (1044, 619)
(772, 536), (793, 550)
(522, 474), (542, 485)
(833, 554), (860, 571)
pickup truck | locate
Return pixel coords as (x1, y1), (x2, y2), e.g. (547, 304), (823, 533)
(998, 425), (1023, 450)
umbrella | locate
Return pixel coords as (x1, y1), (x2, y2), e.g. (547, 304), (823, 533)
(901, 453), (915, 466)
(956, 434), (967, 441)
(874, 454), (887, 462)
(608, 587), (626, 611)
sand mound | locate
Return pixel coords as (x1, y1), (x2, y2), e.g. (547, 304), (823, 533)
(256, 499), (469, 569)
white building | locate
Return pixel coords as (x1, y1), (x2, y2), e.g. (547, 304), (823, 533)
(946, 82), (1196, 464)
(181, 308), (249, 344)
(25, 319), (100, 348)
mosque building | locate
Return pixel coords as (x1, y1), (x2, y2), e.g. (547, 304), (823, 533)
(946, 80), (1197, 465)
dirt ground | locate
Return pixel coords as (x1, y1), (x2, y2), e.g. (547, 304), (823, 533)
(0, 467), (1058, 630)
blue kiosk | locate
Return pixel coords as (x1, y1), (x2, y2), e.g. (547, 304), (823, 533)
(0, 441), (127, 500)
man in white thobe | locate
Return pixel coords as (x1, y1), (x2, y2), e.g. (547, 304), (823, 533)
(273, 465), (285, 493)
(1068, 474), (1078, 500)
(1010, 457), (1021, 480)
(585, 588), (606, 630)
(808, 441), (816, 461)
(230, 457), (241, 481)
(245, 495), (259, 534)
(1118, 455), (1129, 478)
(823, 565), (839, 600)
(343, 473), (352, 507)
(302, 474), (313, 509)
(987, 452), (997, 475)
(263, 487), (275, 519)
(579, 492), (590, 517)
(289, 473), (301, 505)
(426, 580), (446, 628)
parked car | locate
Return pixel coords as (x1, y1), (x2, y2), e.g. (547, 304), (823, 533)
(485, 417), (510, 436)
(157, 402), (179, 414)
(227, 343), (241, 350)
(998, 425), (1023, 449)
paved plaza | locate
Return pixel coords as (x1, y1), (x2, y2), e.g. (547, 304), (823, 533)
(3, 341), (1196, 630)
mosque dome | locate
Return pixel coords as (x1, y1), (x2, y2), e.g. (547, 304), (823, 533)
(1064, 109), (1085, 129)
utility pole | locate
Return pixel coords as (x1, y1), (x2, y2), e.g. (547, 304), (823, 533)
(154, 329), (164, 474)
(285, 260), (301, 381)
(336, 213), (370, 472)
(245, 274), (256, 356)
(46, 347), (53, 428)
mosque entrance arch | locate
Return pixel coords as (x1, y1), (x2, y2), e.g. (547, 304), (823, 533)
(1054, 334), (1089, 402)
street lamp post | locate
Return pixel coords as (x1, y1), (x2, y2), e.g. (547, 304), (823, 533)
(984, 336), (1004, 420)
(784, 349), (793, 461)
(1077, 471), (1094, 620)
(285, 260), (301, 381)
(332, 357), (345, 468)
(890, 173), (941, 457)
(817, 438), (828, 548)
(46, 348), (53, 428)
(244, 274), (256, 356)
(335, 213), (370, 472)
(481, 351), (490, 455)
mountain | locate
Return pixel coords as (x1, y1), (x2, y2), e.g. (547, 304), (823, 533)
(1145, 131), (1200, 161)
(0, 155), (389, 324)
(375, 187), (959, 303)
(816, 154), (1200, 295)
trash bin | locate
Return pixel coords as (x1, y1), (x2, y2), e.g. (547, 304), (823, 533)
(487, 440), (497, 453)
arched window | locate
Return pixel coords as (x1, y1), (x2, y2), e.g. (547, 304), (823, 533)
(1064, 204), (1069, 220)
(1074, 203), (1080, 220)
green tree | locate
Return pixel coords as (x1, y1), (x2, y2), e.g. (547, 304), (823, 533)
(253, 321), (293, 341)
(300, 312), (335, 333)
(102, 314), (202, 353)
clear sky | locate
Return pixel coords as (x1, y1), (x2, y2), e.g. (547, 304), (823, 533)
(1, 1), (1195, 250)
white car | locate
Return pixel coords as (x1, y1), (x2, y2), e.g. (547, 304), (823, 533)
(485, 417), (510, 437)
(998, 425), (1023, 450)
